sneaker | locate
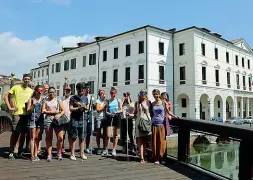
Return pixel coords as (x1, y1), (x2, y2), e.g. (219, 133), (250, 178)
(8, 153), (15, 160)
(84, 149), (90, 154)
(17, 150), (23, 157)
(96, 149), (102, 155)
(154, 161), (160, 164)
(101, 149), (108, 156)
(57, 154), (63, 161)
(61, 148), (66, 154)
(80, 153), (88, 160)
(47, 155), (52, 162)
(31, 156), (40, 162)
(112, 149), (116, 156)
(70, 154), (76, 161)
(122, 147), (126, 154)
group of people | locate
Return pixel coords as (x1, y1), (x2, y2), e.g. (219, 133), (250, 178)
(4, 73), (179, 164)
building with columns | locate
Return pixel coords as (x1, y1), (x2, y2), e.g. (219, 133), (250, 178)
(30, 25), (253, 120)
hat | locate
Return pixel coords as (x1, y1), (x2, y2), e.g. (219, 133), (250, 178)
(65, 86), (71, 90)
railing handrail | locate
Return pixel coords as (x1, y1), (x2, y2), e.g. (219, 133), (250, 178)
(170, 118), (253, 142)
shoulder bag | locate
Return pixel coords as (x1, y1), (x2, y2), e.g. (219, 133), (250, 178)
(138, 102), (152, 133)
(53, 98), (69, 126)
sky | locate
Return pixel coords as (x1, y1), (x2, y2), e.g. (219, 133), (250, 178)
(0, 0), (252, 78)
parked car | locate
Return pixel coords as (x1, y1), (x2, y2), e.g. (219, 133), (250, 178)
(224, 117), (243, 125)
(210, 117), (223, 123)
(242, 116), (253, 124)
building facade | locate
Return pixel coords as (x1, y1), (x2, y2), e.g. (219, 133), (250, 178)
(31, 60), (49, 86)
(30, 25), (253, 120)
(174, 27), (253, 120)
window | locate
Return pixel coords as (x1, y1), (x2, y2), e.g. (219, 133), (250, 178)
(55, 63), (61, 73)
(243, 76), (246, 89)
(248, 59), (250, 69)
(236, 74), (240, 89)
(180, 66), (185, 84)
(113, 69), (118, 86)
(179, 43), (185, 56)
(202, 66), (206, 84)
(42, 69), (44, 77)
(242, 58), (245, 67)
(87, 81), (94, 94)
(159, 66), (165, 84)
(227, 72), (231, 88)
(182, 113), (187, 117)
(64, 60), (69, 71)
(201, 43), (205, 56)
(69, 83), (75, 95)
(56, 85), (60, 96)
(38, 70), (40, 77)
(181, 98), (187, 108)
(114, 47), (118, 59)
(83, 56), (86, 67)
(34, 71), (36, 78)
(235, 55), (238, 65)
(226, 52), (229, 63)
(46, 68), (48, 76)
(126, 44), (131, 57)
(103, 51), (107, 61)
(215, 69), (219, 86)
(214, 48), (218, 60)
(125, 67), (131, 85)
(89, 53), (96, 65)
(139, 41), (144, 54)
(138, 65), (144, 84)
(159, 42), (164, 55)
(102, 71), (106, 87)
(249, 76), (252, 88)
(71, 58), (76, 69)
(218, 101), (220, 108)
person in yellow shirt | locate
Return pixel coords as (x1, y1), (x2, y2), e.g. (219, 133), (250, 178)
(4, 74), (33, 160)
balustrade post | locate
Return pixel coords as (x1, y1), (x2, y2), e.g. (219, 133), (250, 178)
(239, 140), (253, 180)
(177, 126), (190, 163)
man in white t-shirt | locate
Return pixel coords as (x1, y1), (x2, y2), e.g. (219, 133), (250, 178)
(60, 86), (72, 153)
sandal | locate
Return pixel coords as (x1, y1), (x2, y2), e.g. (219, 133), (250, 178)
(140, 159), (146, 164)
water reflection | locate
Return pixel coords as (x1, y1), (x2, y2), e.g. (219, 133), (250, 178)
(190, 140), (239, 180)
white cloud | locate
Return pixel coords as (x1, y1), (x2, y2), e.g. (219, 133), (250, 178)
(0, 32), (94, 78)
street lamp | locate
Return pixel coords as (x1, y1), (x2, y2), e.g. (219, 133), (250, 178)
(10, 73), (15, 89)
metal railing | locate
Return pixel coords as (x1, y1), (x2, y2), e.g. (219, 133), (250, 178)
(169, 118), (253, 180)
(0, 111), (12, 135)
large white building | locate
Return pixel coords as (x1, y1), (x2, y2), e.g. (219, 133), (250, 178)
(31, 60), (49, 85)
(31, 25), (253, 120)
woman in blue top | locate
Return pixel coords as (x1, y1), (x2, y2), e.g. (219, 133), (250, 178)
(27, 85), (44, 162)
(151, 89), (179, 164)
(103, 87), (122, 157)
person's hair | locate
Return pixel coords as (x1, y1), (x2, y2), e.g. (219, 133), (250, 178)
(43, 83), (49, 87)
(110, 86), (117, 92)
(48, 86), (56, 91)
(152, 89), (161, 99)
(138, 89), (148, 103)
(98, 89), (105, 97)
(23, 74), (31, 79)
(161, 92), (169, 99)
(32, 85), (43, 97)
(76, 82), (85, 90)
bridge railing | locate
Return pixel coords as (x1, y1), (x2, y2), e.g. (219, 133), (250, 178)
(0, 111), (12, 135)
(169, 118), (253, 180)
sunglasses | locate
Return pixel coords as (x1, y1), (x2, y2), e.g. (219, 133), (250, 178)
(37, 89), (44, 93)
(139, 91), (147, 96)
(110, 92), (116, 95)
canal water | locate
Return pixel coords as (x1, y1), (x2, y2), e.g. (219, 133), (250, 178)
(167, 137), (240, 179)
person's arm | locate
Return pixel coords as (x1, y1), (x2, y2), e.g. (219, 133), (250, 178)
(96, 101), (106, 112)
(54, 101), (65, 120)
(4, 87), (16, 111)
(69, 98), (82, 112)
(105, 101), (112, 116)
(165, 103), (179, 119)
(42, 101), (57, 114)
(27, 98), (33, 112)
(117, 99), (123, 113)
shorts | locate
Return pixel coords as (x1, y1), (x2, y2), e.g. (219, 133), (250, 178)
(44, 118), (65, 130)
(95, 118), (105, 129)
(63, 122), (70, 135)
(28, 120), (44, 129)
(12, 115), (29, 133)
(104, 115), (121, 127)
(69, 118), (88, 139)
(87, 121), (92, 137)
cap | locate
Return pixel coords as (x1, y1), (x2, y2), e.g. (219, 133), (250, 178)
(65, 86), (71, 90)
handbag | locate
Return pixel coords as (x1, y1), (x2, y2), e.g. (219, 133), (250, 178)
(53, 98), (69, 126)
(138, 103), (152, 133)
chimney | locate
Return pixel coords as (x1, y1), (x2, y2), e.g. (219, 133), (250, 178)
(77, 42), (90, 47)
(94, 36), (109, 41)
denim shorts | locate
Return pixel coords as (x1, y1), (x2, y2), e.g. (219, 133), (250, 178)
(69, 118), (88, 139)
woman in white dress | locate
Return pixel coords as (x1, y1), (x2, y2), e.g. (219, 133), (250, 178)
(129, 89), (152, 164)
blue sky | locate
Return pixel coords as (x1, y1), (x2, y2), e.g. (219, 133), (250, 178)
(0, 0), (252, 78)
